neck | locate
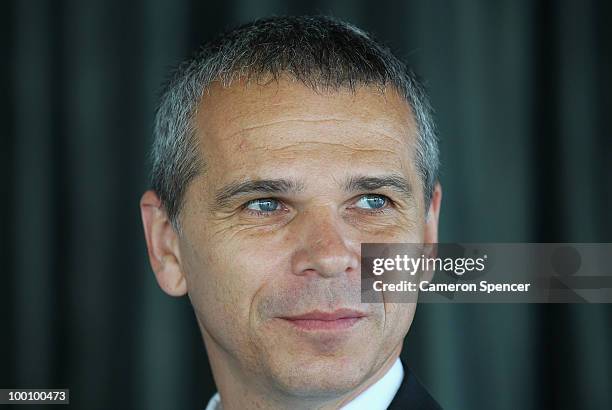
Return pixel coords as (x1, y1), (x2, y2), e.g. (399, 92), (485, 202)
(202, 328), (403, 410)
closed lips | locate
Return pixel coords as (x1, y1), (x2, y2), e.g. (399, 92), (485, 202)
(280, 309), (366, 330)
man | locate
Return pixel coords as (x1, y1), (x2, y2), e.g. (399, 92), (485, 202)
(140, 15), (443, 409)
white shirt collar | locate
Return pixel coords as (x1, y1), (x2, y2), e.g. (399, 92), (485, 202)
(205, 392), (220, 410)
(341, 357), (404, 410)
(205, 358), (404, 410)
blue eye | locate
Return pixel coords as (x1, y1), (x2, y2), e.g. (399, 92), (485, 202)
(245, 198), (280, 212)
(355, 195), (387, 210)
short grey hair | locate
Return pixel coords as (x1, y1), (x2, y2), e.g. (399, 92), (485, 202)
(151, 15), (439, 231)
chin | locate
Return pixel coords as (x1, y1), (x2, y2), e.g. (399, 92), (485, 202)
(263, 350), (375, 398)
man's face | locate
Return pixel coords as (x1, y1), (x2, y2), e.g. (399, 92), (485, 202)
(177, 79), (432, 396)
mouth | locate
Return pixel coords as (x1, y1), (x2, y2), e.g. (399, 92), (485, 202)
(279, 309), (366, 331)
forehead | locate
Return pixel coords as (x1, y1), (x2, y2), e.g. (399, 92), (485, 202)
(193, 78), (419, 181)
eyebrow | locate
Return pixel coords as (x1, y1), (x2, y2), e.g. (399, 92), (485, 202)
(344, 174), (413, 199)
(213, 179), (305, 209)
(212, 174), (413, 210)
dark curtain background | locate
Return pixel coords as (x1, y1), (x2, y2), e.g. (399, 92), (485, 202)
(2, 1), (611, 409)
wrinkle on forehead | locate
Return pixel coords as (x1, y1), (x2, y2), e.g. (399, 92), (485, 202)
(234, 117), (350, 133)
(196, 79), (415, 135)
(192, 78), (419, 181)
(252, 141), (401, 158)
(225, 118), (408, 149)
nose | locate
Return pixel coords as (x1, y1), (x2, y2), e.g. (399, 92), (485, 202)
(290, 208), (359, 279)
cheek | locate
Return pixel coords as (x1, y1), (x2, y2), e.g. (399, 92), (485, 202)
(182, 230), (290, 344)
(384, 303), (417, 340)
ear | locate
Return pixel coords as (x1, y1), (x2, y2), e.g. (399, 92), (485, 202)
(423, 181), (443, 246)
(420, 183), (442, 283)
(140, 190), (187, 296)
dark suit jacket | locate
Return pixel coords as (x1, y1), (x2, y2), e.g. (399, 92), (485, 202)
(387, 367), (442, 409)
